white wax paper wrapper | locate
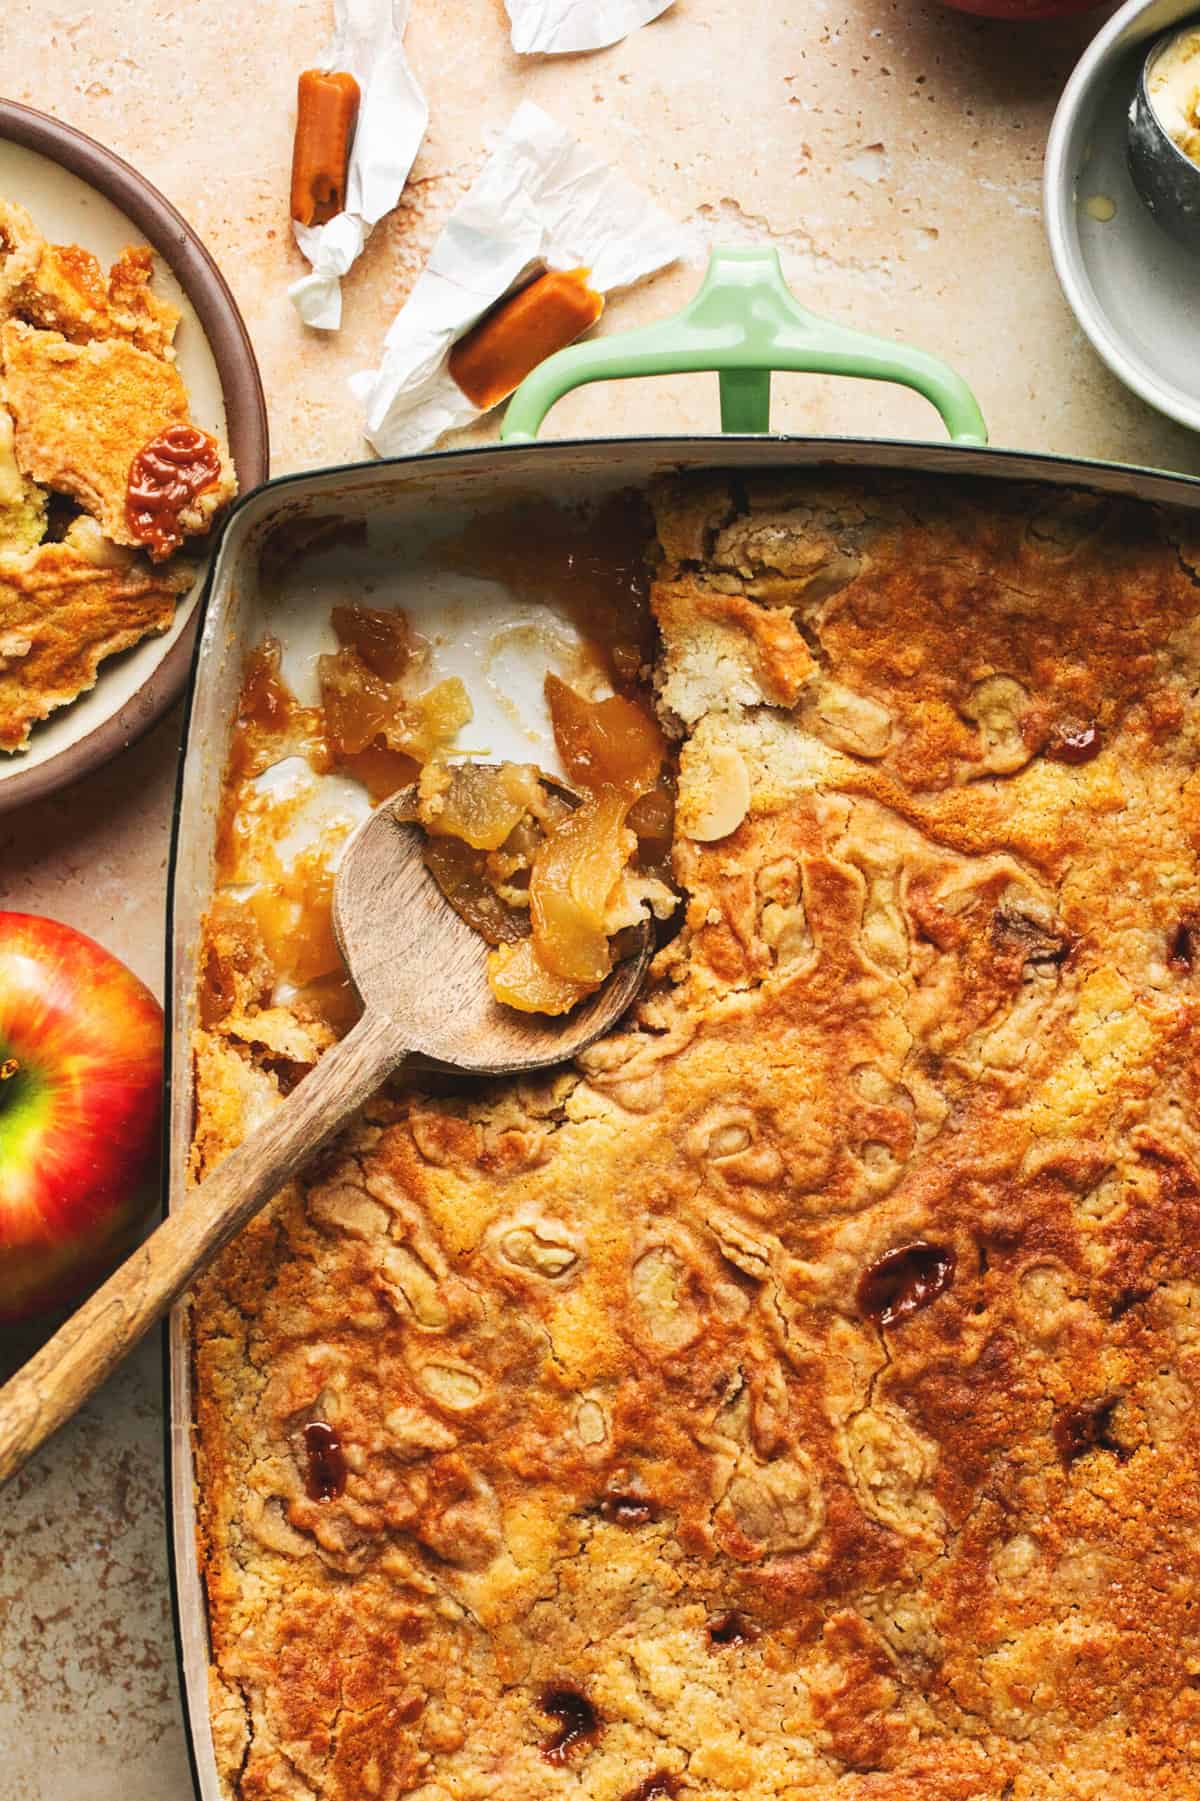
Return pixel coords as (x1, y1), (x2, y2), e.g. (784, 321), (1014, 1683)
(355, 102), (691, 457)
(289, 0), (428, 332)
(506, 0), (674, 54)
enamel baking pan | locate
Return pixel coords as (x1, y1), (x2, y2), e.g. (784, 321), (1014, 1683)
(164, 246), (1200, 1800)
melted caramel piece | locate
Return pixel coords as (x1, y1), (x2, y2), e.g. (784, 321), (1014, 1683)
(620, 1776), (680, 1801)
(1053, 1397), (1130, 1467)
(1168, 918), (1197, 973)
(857, 1242), (955, 1329)
(240, 637), (293, 732)
(539, 1687), (600, 1764)
(125, 423), (221, 559)
(302, 1419), (347, 1500)
(707, 1610), (758, 1647)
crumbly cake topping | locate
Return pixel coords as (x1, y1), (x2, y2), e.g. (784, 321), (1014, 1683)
(0, 523), (191, 751)
(193, 474), (1200, 1800)
(0, 197), (235, 750)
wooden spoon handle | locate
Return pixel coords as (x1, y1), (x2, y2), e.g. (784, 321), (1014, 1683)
(0, 1007), (403, 1490)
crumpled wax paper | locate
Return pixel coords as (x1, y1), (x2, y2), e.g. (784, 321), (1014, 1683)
(289, 0), (427, 331)
(353, 101), (692, 457)
(504, 0), (675, 54)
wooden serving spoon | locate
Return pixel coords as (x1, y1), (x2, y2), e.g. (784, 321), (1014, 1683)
(0, 781), (653, 1489)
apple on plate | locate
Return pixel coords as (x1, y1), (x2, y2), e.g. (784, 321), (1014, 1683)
(0, 912), (163, 1323)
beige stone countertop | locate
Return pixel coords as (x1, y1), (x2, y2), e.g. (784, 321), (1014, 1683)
(0, 0), (1193, 1795)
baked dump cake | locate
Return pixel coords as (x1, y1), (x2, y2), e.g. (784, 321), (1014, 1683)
(0, 198), (235, 751)
(194, 474), (1200, 1799)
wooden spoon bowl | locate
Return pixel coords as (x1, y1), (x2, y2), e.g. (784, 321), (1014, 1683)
(342, 781), (651, 1071)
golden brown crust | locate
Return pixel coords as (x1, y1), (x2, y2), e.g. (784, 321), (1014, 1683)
(0, 197), (180, 356)
(193, 473), (1200, 1799)
(1, 319), (234, 548)
(0, 199), (230, 749)
(0, 526), (191, 750)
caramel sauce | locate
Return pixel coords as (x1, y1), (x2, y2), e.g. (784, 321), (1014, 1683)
(1053, 1397), (1130, 1467)
(214, 638), (330, 885)
(303, 1420), (346, 1500)
(1168, 918), (1196, 973)
(248, 851), (341, 987)
(443, 493), (656, 694)
(707, 1611), (757, 1647)
(620, 1776), (681, 1801)
(857, 1242), (955, 1330)
(197, 904), (265, 1030)
(540, 1687), (600, 1763)
(125, 423), (221, 559)
(335, 742), (420, 804)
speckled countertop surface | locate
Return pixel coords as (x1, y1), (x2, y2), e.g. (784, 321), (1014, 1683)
(0, 0), (1192, 1794)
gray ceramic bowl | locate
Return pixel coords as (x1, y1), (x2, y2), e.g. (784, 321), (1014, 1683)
(1046, 0), (1200, 433)
(0, 100), (268, 817)
(1128, 28), (1200, 249)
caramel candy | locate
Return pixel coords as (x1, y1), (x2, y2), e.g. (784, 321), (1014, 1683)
(290, 69), (361, 228)
(448, 269), (604, 411)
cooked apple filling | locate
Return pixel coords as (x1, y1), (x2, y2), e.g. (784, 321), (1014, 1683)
(417, 674), (677, 1014)
(209, 594), (677, 1023)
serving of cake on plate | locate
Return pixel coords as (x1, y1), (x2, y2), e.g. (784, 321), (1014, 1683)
(0, 197), (235, 753)
(191, 472), (1200, 1800)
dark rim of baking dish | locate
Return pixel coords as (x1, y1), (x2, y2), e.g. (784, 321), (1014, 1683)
(162, 430), (1200, 1800)
(0, 97), (269, 820)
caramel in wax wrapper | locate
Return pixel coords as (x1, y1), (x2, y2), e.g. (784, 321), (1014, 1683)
(289, 0), (427, 331)
(353, 103), (693, 456)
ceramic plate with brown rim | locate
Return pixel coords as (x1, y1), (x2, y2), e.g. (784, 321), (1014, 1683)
(0, 99), (268, 816)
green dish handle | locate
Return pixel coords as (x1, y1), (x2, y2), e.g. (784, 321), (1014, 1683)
(500, 246), (987, 445)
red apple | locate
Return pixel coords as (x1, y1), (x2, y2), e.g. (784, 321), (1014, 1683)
(0, 912), (163, 1322)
